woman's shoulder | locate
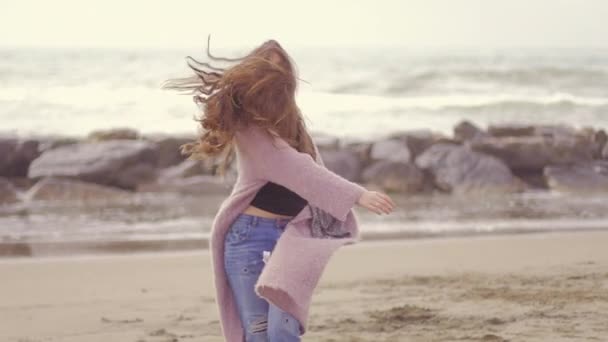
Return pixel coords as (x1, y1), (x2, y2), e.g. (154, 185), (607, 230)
(235, 124), (286, 148)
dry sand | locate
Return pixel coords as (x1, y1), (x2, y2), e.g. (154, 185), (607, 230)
(1, 231), (607, 342)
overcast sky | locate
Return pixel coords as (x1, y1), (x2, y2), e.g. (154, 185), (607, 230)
(1, 0), (607, 49)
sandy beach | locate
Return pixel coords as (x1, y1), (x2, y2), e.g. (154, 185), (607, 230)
(1, 231), (607, 342)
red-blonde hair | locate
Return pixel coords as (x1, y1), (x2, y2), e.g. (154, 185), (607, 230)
(162, 36), (316, 176)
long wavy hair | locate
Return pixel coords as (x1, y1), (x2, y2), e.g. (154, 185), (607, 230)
(161, 36), (316, 178)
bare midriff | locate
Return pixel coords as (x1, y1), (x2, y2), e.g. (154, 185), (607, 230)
(242, 205), (295, 219)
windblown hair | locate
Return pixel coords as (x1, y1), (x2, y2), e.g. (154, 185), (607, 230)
(161, 36), (316, 177)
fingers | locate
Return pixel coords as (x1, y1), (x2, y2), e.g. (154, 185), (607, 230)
(368, 201), (385, 215)
(376, 194), (394, 212)
(371, 196), (392, 215)
(380, 192), (396, 208)
(361, 190), (396, 215)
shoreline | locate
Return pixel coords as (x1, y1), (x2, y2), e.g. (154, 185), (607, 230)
(1, 230), (607, 341)
(1, 227), (607, 259)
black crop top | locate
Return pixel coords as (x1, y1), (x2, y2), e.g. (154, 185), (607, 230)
(249, 181), (308, 216)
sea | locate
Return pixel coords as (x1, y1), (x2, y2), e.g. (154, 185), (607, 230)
(1, 45), (608, 255)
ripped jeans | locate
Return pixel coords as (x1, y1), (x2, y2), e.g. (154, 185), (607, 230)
(224, 212), (302, 342)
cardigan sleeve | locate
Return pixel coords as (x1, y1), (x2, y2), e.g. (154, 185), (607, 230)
(236, 125), (366, 221)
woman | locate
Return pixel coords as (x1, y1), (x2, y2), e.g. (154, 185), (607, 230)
(162, 37), (395, 342)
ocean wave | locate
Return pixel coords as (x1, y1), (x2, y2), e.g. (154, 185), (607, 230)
(327, 67), (608, 97)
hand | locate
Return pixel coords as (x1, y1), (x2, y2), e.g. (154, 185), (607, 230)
(357, 190), (395, 215)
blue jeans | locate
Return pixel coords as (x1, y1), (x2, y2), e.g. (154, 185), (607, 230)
(224, 212), (302, 342)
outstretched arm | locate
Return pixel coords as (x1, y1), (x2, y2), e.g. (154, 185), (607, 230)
(236, 125), (365, 221)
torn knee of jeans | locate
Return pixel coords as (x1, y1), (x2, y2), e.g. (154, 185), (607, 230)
(248, 316), (267, 334)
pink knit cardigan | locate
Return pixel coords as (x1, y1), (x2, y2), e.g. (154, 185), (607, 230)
(209, 123), (366, 341)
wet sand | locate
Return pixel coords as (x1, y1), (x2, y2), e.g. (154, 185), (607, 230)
(1, 231), (607, 341)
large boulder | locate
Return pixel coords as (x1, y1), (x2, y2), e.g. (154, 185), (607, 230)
(454, 120), (489, 142)
(0, 178), (19, 204)
(24, 177), (130, 202)
(578, 127), (607, 159)
(318, 149), (362, 182)
(387, 129), (447, 158)
(159, 159), (212, 179)
(487, 123), (536, 137)
(469, 134), (593, 171)
(311, 131), (341, 150)
(361, 160), (427, 193)
(137, 175), (233, 195)
(28, 140), (159, 190)
(87, 128), (139, 141)
(415, 143), (526, 194)
(343, 139), (374, 168)
(143, 133), (196, 168)
(0, 136), (40, 177)
(370, 138), (411, 163)
(544, 161), (608, 193)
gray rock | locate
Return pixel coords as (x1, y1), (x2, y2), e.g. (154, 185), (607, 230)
(388, 129), (447, 158)
(415, 143), (526, 194)
(534, 124), (578, 137)
(343, 140), (373, 168)
(35, 135), (80, 153)
(469, 135), (593, 171)
(487, 123), (536, 137)
(137, 175), (232, 195)
(454, 120), (489, 141)
(579, 126), (607, 159)
(361, 160), (427, 193)
(160, 159), (209, 179)
(28, 140), (159, 190)
(318, 149), (362, 182)
(25, 177), (130, 202)
(0, 136), (40, 177)
(0, 178), (19, 204)
(370, 139), (411, 163)
(143, 133), (196, 168)
(544, 161), (608, 193)
(87, 128), (139, 141)
(311, 131), (340, 150)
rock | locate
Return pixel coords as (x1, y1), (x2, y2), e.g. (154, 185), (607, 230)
(511, 169), (548, 189)
(159, 159), (209, 179)
(534, 124), (578, 137)
(0, 178), (19, 204)
(361, 160), (427, 193)
(5, 177), (37, 191)
(454, 120), (489, 141)
(28, 140), (159, 190)
(544, 161), (608, 193)
(594, 129), (607, 159)
(318, 149), (362, 182)
(370, 139), (411, 163)
(343, 140), (373, 168)
(0, 136), (40, 177)
(469, 135), (593, 171)
(387, 129), (447, 158)
(87, 128), (139, 141)
(25, 177), (131, 202)
(36, 135), (80, 152)
(487, 123), (536, 137)
(311, 131), (340, 150)
(143, 133), (196, 168)
(579, 126), (607, 159)
(415, 143), (526, 194)
(137, 175), (232, 195)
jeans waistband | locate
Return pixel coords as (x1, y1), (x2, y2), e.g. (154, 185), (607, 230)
(235, 212), (292, 229)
